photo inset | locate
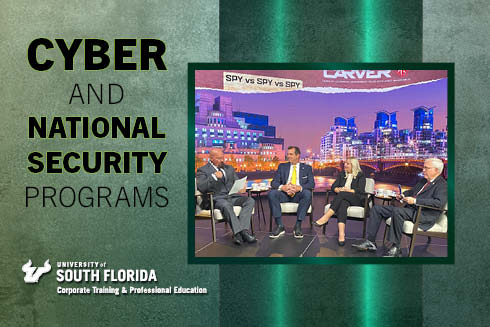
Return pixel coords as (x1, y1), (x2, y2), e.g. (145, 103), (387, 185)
(190, 64), (452, 262)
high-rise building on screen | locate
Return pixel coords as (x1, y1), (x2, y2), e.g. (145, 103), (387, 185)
(320, 106), (446, 161)
(195, 92), (285, 171)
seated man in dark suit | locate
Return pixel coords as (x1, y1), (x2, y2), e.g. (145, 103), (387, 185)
(268, 146), (315, 239)
(196, 148), (256, 245)
(352, 158), (447, 257)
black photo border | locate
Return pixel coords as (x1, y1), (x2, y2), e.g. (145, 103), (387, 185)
(188, 62), (454, 265)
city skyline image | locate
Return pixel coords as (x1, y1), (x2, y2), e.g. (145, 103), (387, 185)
(196, 77), (447, 163)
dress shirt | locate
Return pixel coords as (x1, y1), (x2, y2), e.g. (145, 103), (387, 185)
(344, 174), (353, 189)
(280, 163), (302, 191)
(210, 162), (226, 181)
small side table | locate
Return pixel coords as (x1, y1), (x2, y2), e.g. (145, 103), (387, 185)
(375, 194), (394, 206)
(247, 187), (269, 230)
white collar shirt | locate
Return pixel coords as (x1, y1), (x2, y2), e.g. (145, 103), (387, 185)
(210, 162), (226, 180)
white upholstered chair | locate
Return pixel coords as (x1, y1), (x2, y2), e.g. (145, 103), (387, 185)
(383, 203), (448, 257)
(268, 192), (314, 232)
(195, 180), (253, 242)
(322, 178), (375, 238)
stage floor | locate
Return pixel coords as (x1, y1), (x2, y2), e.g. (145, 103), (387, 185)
(194, 193), (447, 258)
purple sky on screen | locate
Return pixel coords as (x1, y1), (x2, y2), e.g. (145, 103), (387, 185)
(198, 78), (447, 154)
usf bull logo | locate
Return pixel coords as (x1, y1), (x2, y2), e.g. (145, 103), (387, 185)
(22, 259), (51, 283)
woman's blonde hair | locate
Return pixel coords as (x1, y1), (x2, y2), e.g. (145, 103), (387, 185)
(346, 157), (362, 178)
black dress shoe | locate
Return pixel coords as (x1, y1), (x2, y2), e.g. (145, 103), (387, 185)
(293, 224), (303, 239)
(338, 240), (345, 246)
(313, 219), (329, 227)
(383, 246), (402, 257)
(241, 230), (257, 243)
(233, 233), (243, 245)
(269, 225), (286, 239)
(352, 239), (377, 251)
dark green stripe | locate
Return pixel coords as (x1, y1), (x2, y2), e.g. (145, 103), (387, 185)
(219, 1), (423, 326)
(219, 1), (422, 63)
(358, 1), (423, 326)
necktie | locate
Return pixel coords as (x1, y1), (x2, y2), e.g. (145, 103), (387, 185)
(415, 181), (430, 197)
(220, 168), (226, 183)
(291, 165), (297, 185)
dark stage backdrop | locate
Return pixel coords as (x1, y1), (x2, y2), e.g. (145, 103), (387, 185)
(2, 1), (489, 326)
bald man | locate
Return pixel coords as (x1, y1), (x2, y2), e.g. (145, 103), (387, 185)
(196, 148), (256, 245)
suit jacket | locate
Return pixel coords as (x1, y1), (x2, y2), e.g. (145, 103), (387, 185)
(196, 163), (240, 207)
(403, 175), (447, 231)
(331, 171), (367, 201)
(271, 162), (315, 191)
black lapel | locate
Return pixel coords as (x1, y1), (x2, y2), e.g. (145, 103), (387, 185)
(284, 163), (291, 182)
(206, 162), (215, 175)
(222, 165), (230, 184)
(418, 177), (435, 195)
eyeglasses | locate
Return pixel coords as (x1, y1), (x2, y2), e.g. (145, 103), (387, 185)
(423, 166), (435, 170)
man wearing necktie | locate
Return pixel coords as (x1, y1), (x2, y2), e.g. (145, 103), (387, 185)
(268, 146), (315, 239)
(353, 158), (447, 257)
(196, 148), (256, 245)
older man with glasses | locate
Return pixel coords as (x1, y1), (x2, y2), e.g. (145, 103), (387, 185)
(352, 158), (447, 257)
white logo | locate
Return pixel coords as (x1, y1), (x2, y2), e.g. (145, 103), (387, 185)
(323, 70), (392, 79)
(22, 259), (51, 283)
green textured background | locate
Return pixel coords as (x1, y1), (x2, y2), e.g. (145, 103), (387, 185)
(2, 0), (490, 326)
(0, 1), (220, 326)
(423, 1), (490, 325)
